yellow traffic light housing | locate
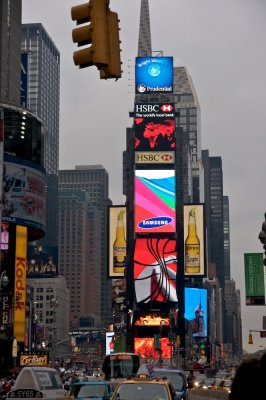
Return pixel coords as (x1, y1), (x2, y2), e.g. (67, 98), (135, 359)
(100, 10), (122, 80)
(248, 333), (253, 344)
(176, 335), (181, 347)
(71, 0), (108, 69)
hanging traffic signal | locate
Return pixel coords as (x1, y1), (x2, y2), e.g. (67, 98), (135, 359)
(154, 334), (161, 350)
(71, 0), (108, 69)
(100, 10), (122, 80)
(248, 333), (253, 344)
(176, 335), (181, 348)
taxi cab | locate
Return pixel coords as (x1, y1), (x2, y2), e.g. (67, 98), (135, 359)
(111, 373), (179, 400)
(6, 366), (65, 400)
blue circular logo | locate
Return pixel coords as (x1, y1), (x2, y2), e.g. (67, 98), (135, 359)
(148, 64), (161, 77)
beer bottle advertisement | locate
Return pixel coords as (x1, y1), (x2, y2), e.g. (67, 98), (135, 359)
(109, 206), (127, 277)
(184, 204), (204, 276)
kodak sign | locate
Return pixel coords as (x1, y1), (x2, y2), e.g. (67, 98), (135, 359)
(13, 225), (27, 342)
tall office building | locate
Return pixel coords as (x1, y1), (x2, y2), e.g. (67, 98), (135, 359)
(0, 0), (21, 105)
(21, 24), (60, 265)
(223, 196), (231, 280)
(58, 191), (101, 329)
(59, 165), (112, 327)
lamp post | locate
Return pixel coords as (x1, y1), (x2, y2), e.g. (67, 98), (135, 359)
(0, 270), (9, 289)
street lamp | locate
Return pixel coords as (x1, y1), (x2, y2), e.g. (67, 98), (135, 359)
(0, 270), (9, 288)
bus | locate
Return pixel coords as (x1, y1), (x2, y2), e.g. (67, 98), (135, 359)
(102, 352), (140, 380)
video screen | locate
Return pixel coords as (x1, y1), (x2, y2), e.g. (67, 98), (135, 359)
(134, 337), (171, 359)
(134, 118), (175, 151)
(135, 169), (175, 233)
(134, 238), (178, 304)
(185, 287), (208, 337)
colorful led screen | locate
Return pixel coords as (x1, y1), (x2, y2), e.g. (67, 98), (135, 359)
(134, 238), (178, 304)
(134, 337), (171, 359)
(108, 206), (127, 278)
(135, 170), (175, 233)
(135, 57), (173, 94)
(185, 287), (208, 338)
(134, 118), (175, 151)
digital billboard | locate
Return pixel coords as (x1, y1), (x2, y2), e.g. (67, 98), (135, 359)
(134, 238), (178, 304)
(135, 170), (175, 233)
(2, 157), (46, 237)
(134, 337), (171, 359)
(184, 204), (205, 276)
(106, 332), (115, 355)
(134, 103), (175, 119)
(244, 253), (265, 305)
(134, 118), (175, 151)
(135, 151), (175, 165)
(135, 57), (173, 94)
(108, 206), (127, 277)
(184, 287), (208, 338)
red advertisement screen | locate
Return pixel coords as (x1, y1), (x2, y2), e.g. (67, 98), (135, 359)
(134, 337), (171, 359)
(134, 238), (178, 304)
(134, 118), (175, 151)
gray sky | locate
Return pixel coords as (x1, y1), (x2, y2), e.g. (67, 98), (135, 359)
(22, 0), (266, 352)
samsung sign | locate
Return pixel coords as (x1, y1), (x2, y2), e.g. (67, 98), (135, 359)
(134, 103), (175, 118)
(135, 57), (173, 93)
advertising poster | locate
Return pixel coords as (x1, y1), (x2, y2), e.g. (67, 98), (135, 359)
(2, 158), (46, 233)
(134, 118), (175, 152)
(183, 204), (205, 276)
(134, 238), (178, 303)
(135, 57), (173, 94)
(106, 332), (115, 355)
(108, 206), (127, 278)
(244, 253), (265, 305)
(184, 287), (208, 338)
(135, 170), (176, 233)
(134, 337), (171, 359)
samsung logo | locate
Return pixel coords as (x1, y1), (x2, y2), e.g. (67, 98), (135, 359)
(138, 217), (172, 229)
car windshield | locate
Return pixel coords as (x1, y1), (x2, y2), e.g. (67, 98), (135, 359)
(153, 371), (184, 390)
(70, 384), (106, 398)
(114, 382), (168, 400)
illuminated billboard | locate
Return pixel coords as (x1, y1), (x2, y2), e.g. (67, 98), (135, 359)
(135, 57), (173, 94)
(135, 151), (175, 165)
(183, 204), (205, 276)
(106, 332), (115, 355)
(134, 238), (178, 303)
(108, 206), (127, 277)
(134, 118), (175, 151)
(244, 253), (265, 305)
(135, 170), (175, 233)
(134, 337), (171, 359)
(184, 287), (208, 338)
(134, 103), (175, 119)
(2, 156), (46, 236)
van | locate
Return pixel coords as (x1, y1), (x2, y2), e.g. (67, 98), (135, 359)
(7, 367), (65, 399)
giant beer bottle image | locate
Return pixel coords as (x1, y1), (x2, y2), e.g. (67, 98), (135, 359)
(185, 207), (200, 274)
(113, 210), (126, 273)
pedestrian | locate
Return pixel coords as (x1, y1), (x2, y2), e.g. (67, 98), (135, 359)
(229, 353), (266, 400)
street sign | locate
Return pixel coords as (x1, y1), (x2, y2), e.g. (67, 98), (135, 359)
(260, 330), (266, 338)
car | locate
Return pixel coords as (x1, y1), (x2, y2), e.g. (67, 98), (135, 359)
(216, 378), (232, 394)
(111, 375), (178, 400)
(6, 366), (65, 400)
(152, 368), (189, 400)
(68, 380), (112, 400)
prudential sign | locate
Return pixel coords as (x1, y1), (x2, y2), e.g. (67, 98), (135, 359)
(135, 57), (173, 94)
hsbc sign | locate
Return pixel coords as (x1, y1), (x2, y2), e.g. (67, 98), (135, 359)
(134, 103), (175, 119)
(135, 151), (175, 164)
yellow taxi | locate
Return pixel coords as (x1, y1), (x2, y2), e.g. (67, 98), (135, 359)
(110, 373), (178, 400)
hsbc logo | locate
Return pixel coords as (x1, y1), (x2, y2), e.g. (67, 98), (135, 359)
(134, 103), (175, 118)
(161, 104), (174, 112)
(135, 151), (175, 164)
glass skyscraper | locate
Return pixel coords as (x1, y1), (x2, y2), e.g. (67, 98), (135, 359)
(21, 23), (60, 265)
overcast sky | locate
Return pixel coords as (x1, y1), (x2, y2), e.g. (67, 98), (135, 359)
(22, 0), (266, 352)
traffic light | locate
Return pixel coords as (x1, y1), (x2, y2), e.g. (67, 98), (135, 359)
(176, 335), (181, 347)
(100, 10), (122, 80)
(248, 333), (253, 344)
(71, 0), (108, 69)
(154, 334), (161, 350)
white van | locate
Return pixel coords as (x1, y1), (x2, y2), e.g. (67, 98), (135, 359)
(7, 367), (65, 399)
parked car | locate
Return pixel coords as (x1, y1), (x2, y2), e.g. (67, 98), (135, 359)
(6, 366), (65, 400)
(68, 380), (112, 400)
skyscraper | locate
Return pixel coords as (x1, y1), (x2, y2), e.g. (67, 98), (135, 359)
(0, 0), (22, 105)
(21, 23), (60, 265)
(58, 190), (101, 328)
(59, 165), (112, 327)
